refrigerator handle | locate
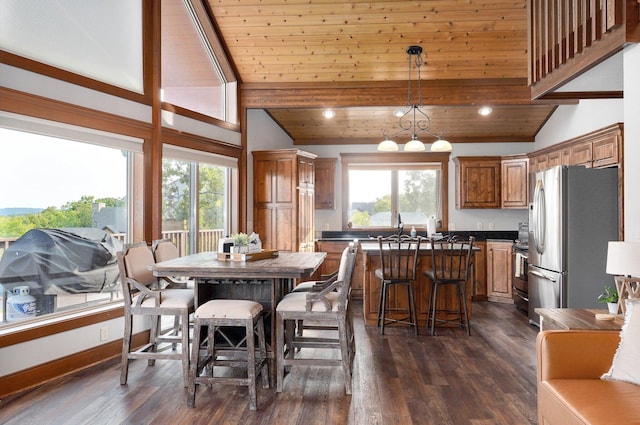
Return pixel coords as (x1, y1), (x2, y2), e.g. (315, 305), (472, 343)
(534, 181), (545, 254)
(529, 269), (556, 283)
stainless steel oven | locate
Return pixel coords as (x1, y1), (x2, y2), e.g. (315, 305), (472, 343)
(513, 242), (528, 314)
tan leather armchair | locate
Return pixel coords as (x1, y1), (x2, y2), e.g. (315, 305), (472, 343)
(536, 330), (640, 425)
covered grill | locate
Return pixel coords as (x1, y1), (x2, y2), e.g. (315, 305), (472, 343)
(0, 228), (122, 295)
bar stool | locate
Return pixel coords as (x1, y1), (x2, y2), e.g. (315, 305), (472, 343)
(375, 235), (422, 335)
(187, 299), (269, 410)
(425, 236), (475, 336)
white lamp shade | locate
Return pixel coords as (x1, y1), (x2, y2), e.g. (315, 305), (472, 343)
(430, 138), (452, 152)
(377, 139), (399, 151)
(606, 241), (640, 277)
(404, 139), (426, 151)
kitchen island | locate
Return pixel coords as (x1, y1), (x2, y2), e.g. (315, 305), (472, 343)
(359, 240), (479, 328)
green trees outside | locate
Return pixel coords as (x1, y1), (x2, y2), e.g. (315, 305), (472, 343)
(349, 170), (438, 227)
(161, 159), (226, 230)
(0, 196), (125, 238)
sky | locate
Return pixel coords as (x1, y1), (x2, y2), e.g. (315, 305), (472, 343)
(0, 128), (127, 209)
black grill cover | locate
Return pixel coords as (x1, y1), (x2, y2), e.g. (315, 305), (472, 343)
(0, 228), (122, 294)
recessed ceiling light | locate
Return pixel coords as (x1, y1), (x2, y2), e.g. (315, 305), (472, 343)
(393, 109), (405, 118)
(322, 110), (336, 119)
(478, 106), (493, 116)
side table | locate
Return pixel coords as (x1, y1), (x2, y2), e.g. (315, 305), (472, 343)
(534, 308), (624, 331)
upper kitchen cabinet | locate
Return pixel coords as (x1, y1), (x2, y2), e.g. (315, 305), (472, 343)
(314, 158), (336, 210)
(253, 149), (316, 252)
(529, 124), (623, 172)
(454, 156), (502, 209)
(501, 155), (529, 209)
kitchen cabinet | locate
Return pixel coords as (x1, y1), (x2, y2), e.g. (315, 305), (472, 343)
(487, 240), (513, 303)
(472, 241), (487, 301)
(454, 156), (502, 209)
(314, 240), (364, 298)
(528, 123), (622, 171)
(501, 155), (528, 209)
(314, 157), (336, 209)
(569, 141), (592, 168)
(253, 149), (316, 252)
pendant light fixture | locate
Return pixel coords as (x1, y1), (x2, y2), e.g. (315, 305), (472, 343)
(377, 46), (452, 152)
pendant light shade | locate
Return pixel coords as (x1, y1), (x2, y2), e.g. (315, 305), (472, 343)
(430, 138), (452, 152)
(377, 139), (399, 152)
(404, 138), (426, 152)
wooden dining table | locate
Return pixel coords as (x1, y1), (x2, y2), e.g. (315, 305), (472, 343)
(149, 250), (326, 357)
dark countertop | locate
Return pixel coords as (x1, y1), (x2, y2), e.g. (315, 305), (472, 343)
(318, 230), (518, 242)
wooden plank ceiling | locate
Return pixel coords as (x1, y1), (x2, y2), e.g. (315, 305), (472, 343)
(203, 0), (563, 145)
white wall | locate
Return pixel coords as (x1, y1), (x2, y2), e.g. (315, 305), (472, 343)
(534, 98), (623, 149)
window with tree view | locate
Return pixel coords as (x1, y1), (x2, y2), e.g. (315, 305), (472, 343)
(343, 153), (447, 230)
(161, 147), (234, 255)
(0, 125), (138, 327)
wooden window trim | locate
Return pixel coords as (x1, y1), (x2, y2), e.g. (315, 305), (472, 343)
(0, 304), (124, 349)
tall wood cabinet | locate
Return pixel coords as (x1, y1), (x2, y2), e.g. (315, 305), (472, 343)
(253, 149), (316, 252)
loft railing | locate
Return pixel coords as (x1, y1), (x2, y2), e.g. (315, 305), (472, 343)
(529, 0), (624, 85)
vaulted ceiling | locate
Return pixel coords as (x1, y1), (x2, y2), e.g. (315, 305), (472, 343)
(202, 0), (566, 146)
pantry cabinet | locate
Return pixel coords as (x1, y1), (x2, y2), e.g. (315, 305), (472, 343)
(253, 149), (316, 252)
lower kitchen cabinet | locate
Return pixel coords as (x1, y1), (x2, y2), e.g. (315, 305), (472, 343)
(487, 240), (513, 303)
(472, 241), (487, 301)
(313, 240), (364, 299)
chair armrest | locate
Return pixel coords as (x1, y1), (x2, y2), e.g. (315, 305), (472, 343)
(536, 330), (620, 382)
(128, 278), (161, 307)
(306, 275), (340, 310)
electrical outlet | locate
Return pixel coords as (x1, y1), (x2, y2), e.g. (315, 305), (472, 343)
(100, 327), (109, 341)
(476, 222), (483, 230)
(487, 222), (495, 230)
(449, 222), (455, 231)
(324, 223), (330, 230)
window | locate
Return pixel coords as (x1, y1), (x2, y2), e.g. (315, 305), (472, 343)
(162, 145), (237, 255)
(0, 118), (142, 328)
(341, 152), (449, 230)
(161, 0), (237, 123)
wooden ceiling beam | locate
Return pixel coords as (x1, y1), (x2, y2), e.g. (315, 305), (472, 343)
(292, 135), (536, 145)
(241, 78), (572, 108)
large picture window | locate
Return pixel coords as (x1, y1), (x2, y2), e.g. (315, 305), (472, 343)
(341, 152), (450, 231)
(0, 117), (141, 328)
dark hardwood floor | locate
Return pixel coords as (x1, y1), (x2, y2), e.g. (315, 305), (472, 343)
(0, 301), (539, 425)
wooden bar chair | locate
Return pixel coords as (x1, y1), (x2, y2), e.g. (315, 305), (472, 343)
(275, 243), (358, 394)
(376, 235), (422, 335)
(425, 236), (475, 336)
(151, 238), (194, 344)
(187, 299), (269, 410)
(117, 243), (194, 386)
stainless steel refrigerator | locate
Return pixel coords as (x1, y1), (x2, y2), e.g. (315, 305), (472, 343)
(528, 165), (619, 326)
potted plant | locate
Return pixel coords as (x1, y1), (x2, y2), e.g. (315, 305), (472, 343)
(232, 232), (250, 254)
(598, 285), (619, 314)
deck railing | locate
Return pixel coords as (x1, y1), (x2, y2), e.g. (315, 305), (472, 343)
(0, 229), (225, 260)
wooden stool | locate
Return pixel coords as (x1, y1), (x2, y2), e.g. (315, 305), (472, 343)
(187, 299), (269, 410)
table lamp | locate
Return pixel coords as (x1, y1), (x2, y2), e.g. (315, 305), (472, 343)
(606, 241), (640, 314)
